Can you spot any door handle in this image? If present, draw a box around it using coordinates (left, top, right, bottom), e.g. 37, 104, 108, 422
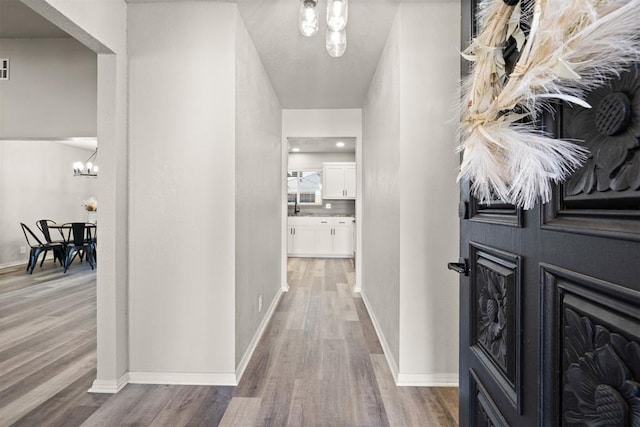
447, 258, 469, 276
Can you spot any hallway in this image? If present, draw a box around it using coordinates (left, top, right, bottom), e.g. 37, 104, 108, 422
2, 258, 458, 426
226, 257, 459, 426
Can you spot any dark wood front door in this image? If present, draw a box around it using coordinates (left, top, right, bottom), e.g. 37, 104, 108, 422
457, 1, 640, 425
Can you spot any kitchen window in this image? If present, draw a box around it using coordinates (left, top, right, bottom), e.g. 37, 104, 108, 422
288, 170, 322, 204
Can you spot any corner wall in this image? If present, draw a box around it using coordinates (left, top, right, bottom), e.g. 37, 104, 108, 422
362, 2, 460, 385
128, 2, 236, 379
361, 13, 402, 370
234, 9, 283, 370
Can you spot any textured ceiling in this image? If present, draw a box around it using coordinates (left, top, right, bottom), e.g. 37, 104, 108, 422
235, 0, 399, 109
2, 0, 405, 109
0, 0, 70, 38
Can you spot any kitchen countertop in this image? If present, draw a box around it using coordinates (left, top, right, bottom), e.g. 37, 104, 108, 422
288, 214, 354, 217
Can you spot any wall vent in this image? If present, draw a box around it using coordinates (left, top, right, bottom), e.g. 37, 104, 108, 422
1, 59, 9, 80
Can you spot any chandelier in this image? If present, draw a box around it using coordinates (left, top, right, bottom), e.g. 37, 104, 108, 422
299, 0, 348, 58
73, 148, 99, 177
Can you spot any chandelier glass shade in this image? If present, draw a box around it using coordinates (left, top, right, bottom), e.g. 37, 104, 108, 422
326, 28, 347, 58
326, 0, 348, 32
299, 0, 319, 37
73, 148, 98, 177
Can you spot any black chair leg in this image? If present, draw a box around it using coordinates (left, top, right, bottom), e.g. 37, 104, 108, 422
55, 247, 64, 266
39, 249, 49, 267
86, 245, 95, 270
64, 248, 74, 273
28, 248, 42, 274
27, 248, 35, 272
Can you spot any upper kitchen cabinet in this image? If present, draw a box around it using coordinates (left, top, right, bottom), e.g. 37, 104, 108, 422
322, 162, 356, 199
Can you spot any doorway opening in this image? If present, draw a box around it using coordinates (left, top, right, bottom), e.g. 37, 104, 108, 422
282, 136, 360, 292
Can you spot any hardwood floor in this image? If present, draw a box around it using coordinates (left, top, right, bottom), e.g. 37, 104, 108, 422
1, 257, 458, 426
0, 260, 102, 426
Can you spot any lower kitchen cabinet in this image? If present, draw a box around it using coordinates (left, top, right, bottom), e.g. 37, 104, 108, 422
288, 216, 354, 258
332, 226, 353, 255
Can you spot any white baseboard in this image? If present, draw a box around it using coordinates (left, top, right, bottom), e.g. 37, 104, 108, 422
235, 288, 284, 383
0, 260, 26, 270
128, 371, 236, 386
360, 290, 400, 382
88, 372, 129, 393
396, 373, 459, 387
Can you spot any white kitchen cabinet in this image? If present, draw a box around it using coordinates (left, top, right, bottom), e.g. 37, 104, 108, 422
332, 224, 354, 256
287, 216, 354, 257
293, 226, 316, 255
313, 218, 333, 254
322, 162, 356, 199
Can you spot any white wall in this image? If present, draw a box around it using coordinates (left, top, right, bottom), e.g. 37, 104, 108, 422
361, 14, 402, 370
0, 141, 97, 266
362, 2, 460, 385
397, 2, 460, 383
234, 10, 282, 368
283, 109, 362, 138
128, 2, 236, 378
0, 38, 97, 138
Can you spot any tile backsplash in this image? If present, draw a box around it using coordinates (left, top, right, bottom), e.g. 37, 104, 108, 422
289, 200, 355, 216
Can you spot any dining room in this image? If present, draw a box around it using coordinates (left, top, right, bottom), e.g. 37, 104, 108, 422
0, 7, 99, 273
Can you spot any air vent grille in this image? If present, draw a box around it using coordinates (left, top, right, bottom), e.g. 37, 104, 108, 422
0, 59, 8, 80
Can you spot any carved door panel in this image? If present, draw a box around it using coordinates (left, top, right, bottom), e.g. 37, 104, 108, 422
458, 1, 640, 426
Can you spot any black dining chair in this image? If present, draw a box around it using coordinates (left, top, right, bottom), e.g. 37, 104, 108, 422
20, 223, 64, 273
36, 219, 65, 245
62, 222, 96, 273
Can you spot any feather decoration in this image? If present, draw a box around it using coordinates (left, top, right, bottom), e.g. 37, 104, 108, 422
459, 0, 640, 209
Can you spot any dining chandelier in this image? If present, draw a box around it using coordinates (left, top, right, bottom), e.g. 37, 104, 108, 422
73, 148, 98, 177
299, 0, 348, 58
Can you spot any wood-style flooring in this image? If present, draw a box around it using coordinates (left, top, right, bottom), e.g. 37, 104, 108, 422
1, 257, 458, 426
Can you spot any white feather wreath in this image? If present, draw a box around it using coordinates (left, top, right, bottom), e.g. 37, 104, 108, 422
459, 0, 640, 209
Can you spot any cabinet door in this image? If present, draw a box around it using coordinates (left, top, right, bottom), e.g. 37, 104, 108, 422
293, 226, 316, 255
315, 226, 333, 255
333, 225, 354, 256
344, 165, 356, 198
323, 165, 345, 199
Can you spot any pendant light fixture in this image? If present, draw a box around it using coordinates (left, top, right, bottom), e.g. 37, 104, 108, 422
73, 148, 99, 177
299, 0, 348, 58
299, 0, 319, 37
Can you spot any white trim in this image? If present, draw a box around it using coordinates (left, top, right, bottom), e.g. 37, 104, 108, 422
128, 371, 236, 386
0, 260, 26, 270
235, 288, 284, 382
88, 372, 129, 393
396, 373, 459, 387
359, 291, 399, 382
282, 282, 290, 292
